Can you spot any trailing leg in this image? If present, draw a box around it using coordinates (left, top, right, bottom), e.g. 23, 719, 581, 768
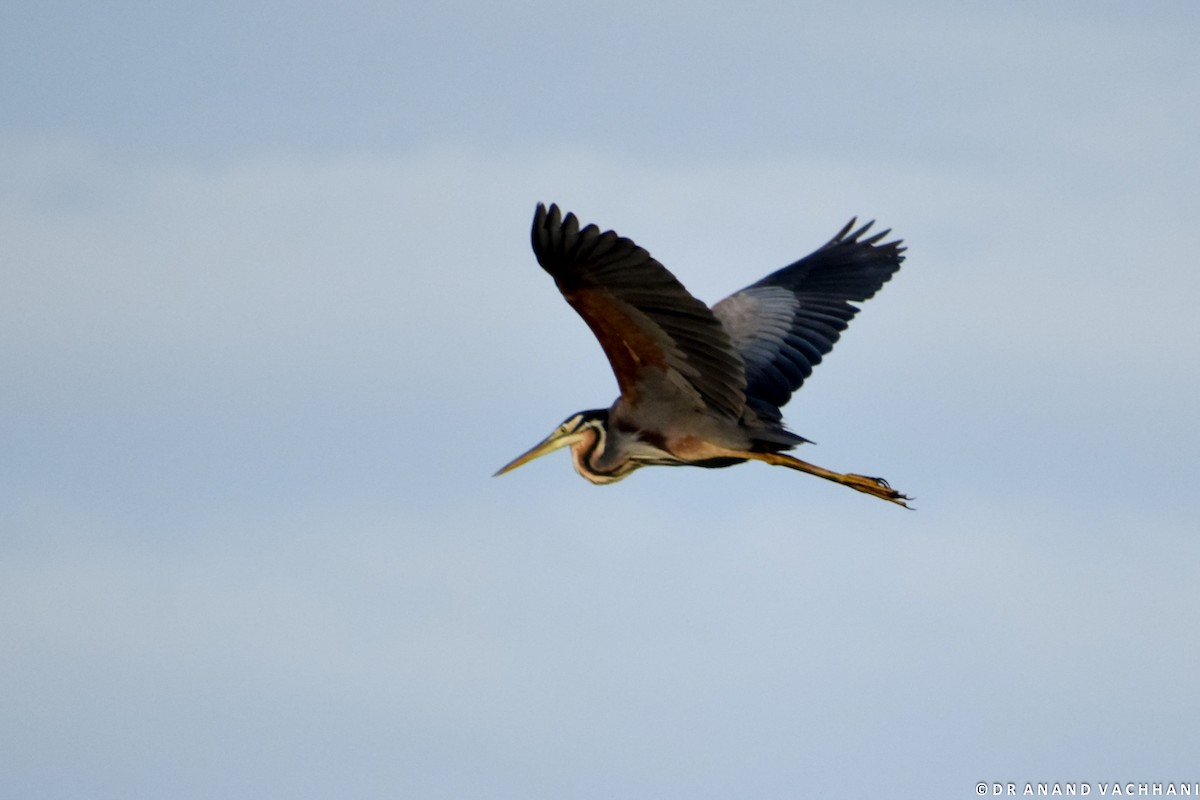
747, 451, 912, 508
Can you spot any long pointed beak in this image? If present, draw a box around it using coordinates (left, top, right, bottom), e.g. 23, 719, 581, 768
493, 430, 574, 477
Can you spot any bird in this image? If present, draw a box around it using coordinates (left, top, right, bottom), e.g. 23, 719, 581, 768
494, 203, 911, 507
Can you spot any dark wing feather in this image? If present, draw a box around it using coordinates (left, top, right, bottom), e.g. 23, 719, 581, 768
711, 218, 903, 420
531, 203, 746, 419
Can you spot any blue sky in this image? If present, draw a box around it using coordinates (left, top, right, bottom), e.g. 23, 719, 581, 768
3, 2, 1199, 798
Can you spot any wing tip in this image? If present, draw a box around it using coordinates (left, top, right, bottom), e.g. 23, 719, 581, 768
533, 202, 634, 272
533, 202, 573, 268
826, 216, 906, 261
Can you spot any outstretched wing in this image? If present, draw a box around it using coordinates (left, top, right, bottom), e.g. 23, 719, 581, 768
531, 203, 746, 419
711, 218, 903, 420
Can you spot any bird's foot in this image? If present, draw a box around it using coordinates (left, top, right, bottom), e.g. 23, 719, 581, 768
844, 473, 913, 508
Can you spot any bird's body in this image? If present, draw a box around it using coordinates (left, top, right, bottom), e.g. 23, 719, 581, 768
496, 203, 911, 506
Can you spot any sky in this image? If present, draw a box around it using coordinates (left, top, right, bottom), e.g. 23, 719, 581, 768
3, 2, 1199, 798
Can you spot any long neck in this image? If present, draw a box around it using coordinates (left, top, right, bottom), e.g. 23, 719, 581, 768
568, 414, 634, 485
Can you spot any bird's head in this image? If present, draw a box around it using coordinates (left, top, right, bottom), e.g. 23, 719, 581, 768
494, 409, 609, 477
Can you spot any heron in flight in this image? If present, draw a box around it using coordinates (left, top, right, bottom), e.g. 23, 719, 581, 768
495, 203, 911, 507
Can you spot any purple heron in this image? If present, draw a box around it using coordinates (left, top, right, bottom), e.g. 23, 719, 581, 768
496, 203, 910, 507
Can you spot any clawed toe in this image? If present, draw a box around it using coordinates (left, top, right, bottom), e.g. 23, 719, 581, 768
846, 473, 913, 508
